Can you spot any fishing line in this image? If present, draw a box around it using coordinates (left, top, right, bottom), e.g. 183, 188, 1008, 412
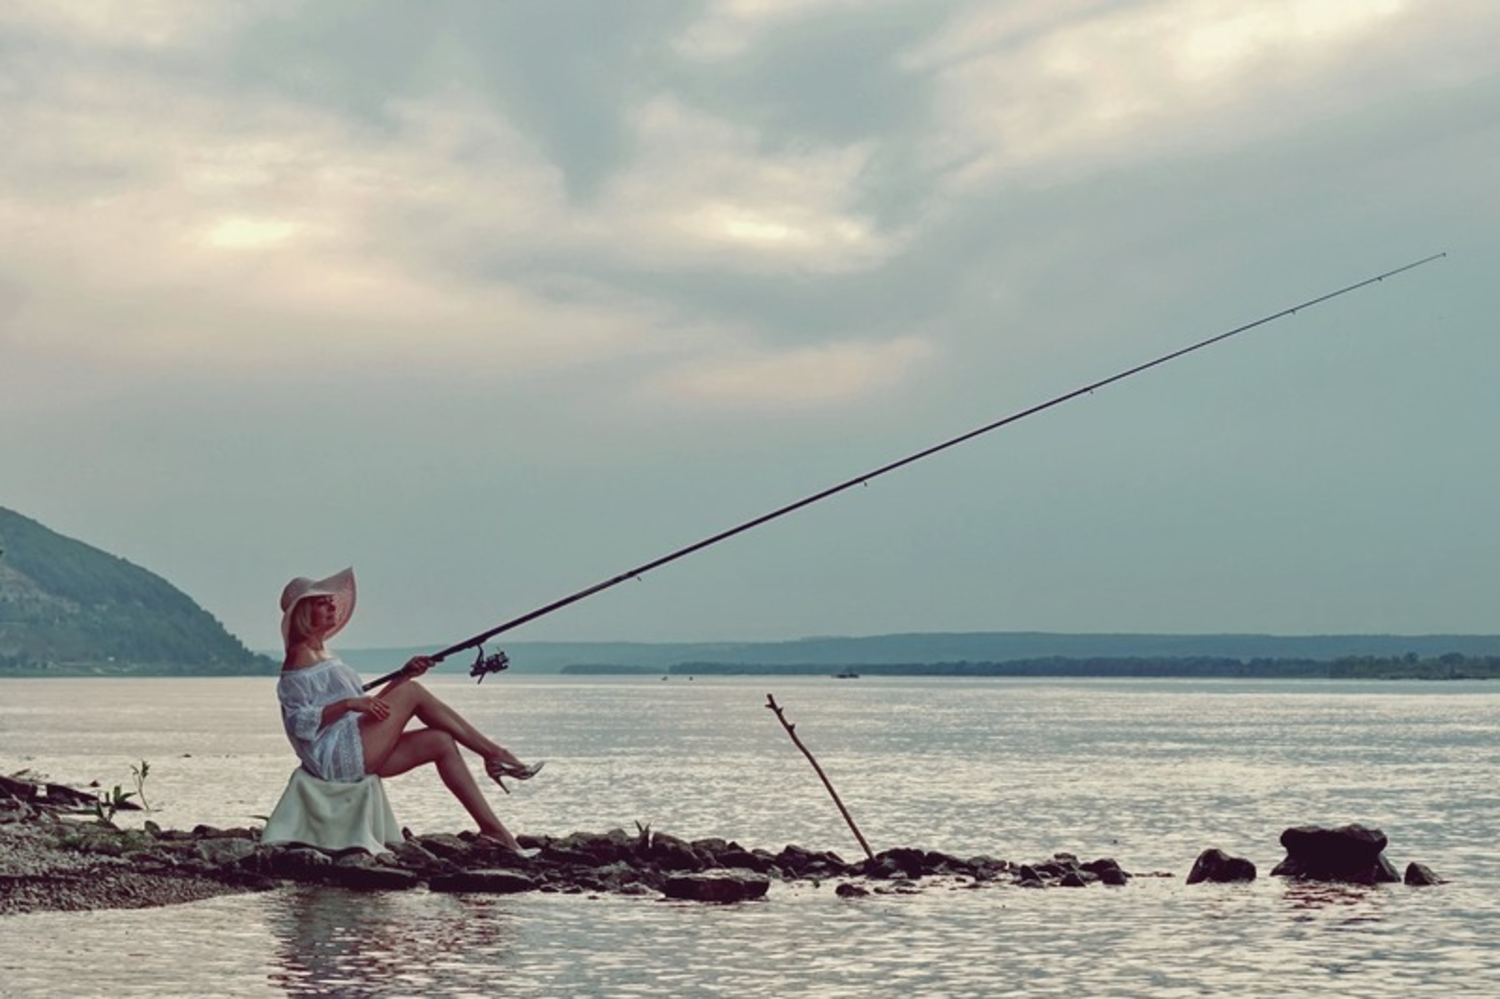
364, 252, 1446, 690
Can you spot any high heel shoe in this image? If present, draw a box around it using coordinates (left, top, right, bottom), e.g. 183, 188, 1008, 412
485, 758, 545, 794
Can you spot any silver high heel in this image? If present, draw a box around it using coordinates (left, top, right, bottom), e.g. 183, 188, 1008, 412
485, 758, 545, 794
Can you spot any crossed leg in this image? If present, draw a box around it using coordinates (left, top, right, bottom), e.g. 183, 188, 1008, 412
359, 680, 528, 850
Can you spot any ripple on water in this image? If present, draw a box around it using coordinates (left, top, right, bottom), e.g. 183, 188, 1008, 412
4, 677, 1500, 996
2, 876, 1499, 998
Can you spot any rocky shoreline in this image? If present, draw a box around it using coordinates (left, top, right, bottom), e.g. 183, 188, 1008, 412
1, 773, 1442, 916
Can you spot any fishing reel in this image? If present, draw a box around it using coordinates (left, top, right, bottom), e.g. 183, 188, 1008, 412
469, 645, 511, 684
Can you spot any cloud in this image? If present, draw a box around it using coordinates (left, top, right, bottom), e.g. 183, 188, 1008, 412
642, 334, 935, 409
0, 0, 262, 51
2, 0, 1489, 419
674, 0, 906, 61
904, 0, 1490, 190
0, 4, 930, 413
0, 72, 661, 377
598, 96, 902, 276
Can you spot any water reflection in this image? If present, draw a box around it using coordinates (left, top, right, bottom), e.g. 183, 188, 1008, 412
265, 887, 519, 997
6, 678, 1500, 997
1279, 880, 1390, 925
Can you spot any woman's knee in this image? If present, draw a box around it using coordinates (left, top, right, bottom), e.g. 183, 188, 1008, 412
428, 729, 460, 760
382, 679, 430, 709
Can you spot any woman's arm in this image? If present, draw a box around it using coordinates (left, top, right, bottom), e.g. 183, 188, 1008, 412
323, 696, 389, 726
375, 656, 434, 698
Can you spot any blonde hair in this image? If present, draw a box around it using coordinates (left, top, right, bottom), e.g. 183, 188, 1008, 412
285, 599, 323, 649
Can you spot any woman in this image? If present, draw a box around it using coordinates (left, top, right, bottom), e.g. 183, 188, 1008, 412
276, 567, 542, 851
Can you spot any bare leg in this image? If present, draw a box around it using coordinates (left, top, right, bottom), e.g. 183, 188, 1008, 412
359, 680, 526, 776
375, 729, 520, 850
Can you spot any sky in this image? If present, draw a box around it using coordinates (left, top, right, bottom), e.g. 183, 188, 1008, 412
2, 0, 1496, 652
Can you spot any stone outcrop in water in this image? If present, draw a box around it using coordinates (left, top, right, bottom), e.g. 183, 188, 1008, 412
2, 774, 1140, 912
1271, 824, 1401, 885
1183, 825, 1442, 888
7, 776, 1448, 914
1403, 862, 1443, 886
1186, 848, 1257, 884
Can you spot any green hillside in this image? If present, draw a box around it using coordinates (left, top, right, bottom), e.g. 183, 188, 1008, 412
0, 506, 273, 675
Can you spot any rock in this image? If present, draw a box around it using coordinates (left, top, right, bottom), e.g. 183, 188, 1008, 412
0, 775, 39, 801
1272, 824, 1399, 884
663, 872, 770, 903
265, 845, 334, 880
864, 850, 907, 877
836, 882, 870, 898
389, 840, 452, 875
692, 838, 774, 873
0, 799, 36, 823
202, 826, 258, 841
460, 835, 533, 869
1033, 855, 1079, 879
534, 829, 634, 867
429, 869, 539, 894
1082, 858, 1130, 886
648, 833, 707, 872
536, 843, 607, 867
326, 858, 422, 891
775, 844, 849, 879
46, 783, 104, 811
1404, 862, 1443, 886
1187, 848, 1257, 884
196, 837, 257, 868
579, 861, 659, 893
413, 832, 472, 861
936, 850, 985, 875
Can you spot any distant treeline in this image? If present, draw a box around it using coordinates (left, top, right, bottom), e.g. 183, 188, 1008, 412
561, 654, 1500, 680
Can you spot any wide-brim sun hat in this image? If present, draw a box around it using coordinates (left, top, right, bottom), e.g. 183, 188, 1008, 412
280, 567, 356, 646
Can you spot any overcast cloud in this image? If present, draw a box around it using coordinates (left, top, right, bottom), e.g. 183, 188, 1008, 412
2, 0, 1495, 652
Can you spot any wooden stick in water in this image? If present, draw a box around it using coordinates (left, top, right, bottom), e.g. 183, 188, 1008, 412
765, 693, 875, 862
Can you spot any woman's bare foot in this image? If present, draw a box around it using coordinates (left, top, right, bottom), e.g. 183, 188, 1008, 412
478, 827, 522, 852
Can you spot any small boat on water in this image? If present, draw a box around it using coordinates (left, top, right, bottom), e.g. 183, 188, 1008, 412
832, 669, 859, 679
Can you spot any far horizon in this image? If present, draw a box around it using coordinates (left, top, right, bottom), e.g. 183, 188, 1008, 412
319, 631, 1500, 676
320, 626, 1500, 655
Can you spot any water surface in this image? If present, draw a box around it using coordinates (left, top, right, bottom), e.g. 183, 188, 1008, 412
2, 676, 1496, 996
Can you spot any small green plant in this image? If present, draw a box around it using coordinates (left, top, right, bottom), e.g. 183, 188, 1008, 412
92, 759, 152, 824
93, 784, 135, 825
130, 759, 151, 812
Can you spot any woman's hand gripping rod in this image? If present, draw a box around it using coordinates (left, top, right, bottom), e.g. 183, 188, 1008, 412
363, 646, 509, 691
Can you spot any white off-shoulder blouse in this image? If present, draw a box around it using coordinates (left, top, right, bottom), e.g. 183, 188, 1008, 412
276, 657, 366, 782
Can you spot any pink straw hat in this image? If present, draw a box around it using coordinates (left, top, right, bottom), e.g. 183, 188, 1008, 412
279, 567, 356, 646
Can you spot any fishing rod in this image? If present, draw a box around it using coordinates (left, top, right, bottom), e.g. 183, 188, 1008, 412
363, 252, 1446, 691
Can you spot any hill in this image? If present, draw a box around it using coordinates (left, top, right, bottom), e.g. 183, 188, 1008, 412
0, 506, 273, 675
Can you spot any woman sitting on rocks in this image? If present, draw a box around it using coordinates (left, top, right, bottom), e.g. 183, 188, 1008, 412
276, 567, 541, 851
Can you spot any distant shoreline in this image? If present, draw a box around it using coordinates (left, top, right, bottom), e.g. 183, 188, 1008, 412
7, 643, 1499, 682
559, 655, 1500, 681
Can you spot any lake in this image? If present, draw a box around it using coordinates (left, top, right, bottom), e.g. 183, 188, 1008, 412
2, 674, 1498, 996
